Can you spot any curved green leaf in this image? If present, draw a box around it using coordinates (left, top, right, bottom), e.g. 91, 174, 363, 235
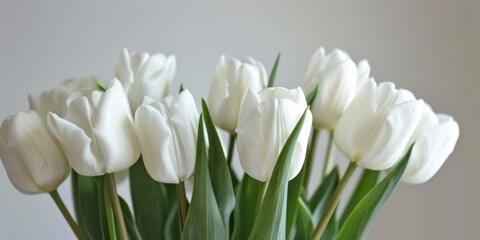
335, 146, 413, 240
72, 171, 105, 240
267, 52, 281, 87
130, 158, 175, 239
231, 174, 263, 240
309, 167, 339, 223
183, 114, 227, 240
118, 197, 143, 240
286, 160, 306, 237
306, 85, 318, 106
164, 204, 181, 240
339, 169, 380, 227
295, 197, 314, 239
248, 109, 309, 240
201, 99, 235, 230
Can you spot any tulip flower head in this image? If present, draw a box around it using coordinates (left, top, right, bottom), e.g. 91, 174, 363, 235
29, 77, 98, 121
0, 111, 69, 194
334, 79, 425, 170
47, 79, 140, 176
401, 105, 459, 184
116, 48, 177, 112
208, 55, 268, 134
135, 90, 199, 184
236, 87, 312, 182
301, 48, 358, 130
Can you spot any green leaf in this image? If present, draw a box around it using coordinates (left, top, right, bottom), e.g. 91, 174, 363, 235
306, 85, 319, 106
130, 158, 175, 240
248, 109, 309, 240
118, 196, 143, 240
267, 52, 281, 87
231, 174, 263, 240
335, 146, 413, 240
201, 99, 235, 229
339, 169, 380, 227
96, 177, 110, 240
183, 114, 227, 240
295, 197, 314, 239
309, 167, 340, 224
179, 84, 185, 93
71, 171, 105, 240
164, 204, 181, 240
286, 161, 306, 237
96, 82, 107, 92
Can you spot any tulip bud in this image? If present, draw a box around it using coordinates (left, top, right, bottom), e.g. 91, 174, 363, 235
401, 105, 459, 184
334, 79, 425, 170
116, 48, 176, 112
47, 79, 140, 176
0, 111, 69, 194
208, 55, 268, 134
28, 77, 98, 121
236, 87, 312, 182
135, 90, 199, 184
301, 48, 358, 130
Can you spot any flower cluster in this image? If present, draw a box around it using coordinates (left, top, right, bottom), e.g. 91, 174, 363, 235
0, 47, 459, 240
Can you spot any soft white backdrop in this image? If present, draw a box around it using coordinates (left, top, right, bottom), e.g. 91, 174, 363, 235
0, 1, 478, 239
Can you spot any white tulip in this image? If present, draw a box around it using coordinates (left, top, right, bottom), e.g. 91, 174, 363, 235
401, 105, 459, 184
208, 55, 268, 134
301, 48, 358, 130
236, 87, 312, 182
135, 90, 199, 184
0, 111, 68, 194
47, 79, 140, 176
28, 77, 98, 121
116, 48, 176, 112
334, 79, 425, 170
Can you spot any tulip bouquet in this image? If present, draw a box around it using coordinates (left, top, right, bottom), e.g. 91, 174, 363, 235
0, 47, 459, 240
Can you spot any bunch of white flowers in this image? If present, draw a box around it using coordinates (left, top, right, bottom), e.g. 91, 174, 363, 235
0, 47, 458, 240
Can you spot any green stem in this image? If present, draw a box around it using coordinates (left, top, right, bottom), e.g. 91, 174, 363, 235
106, 173, 129, 240
227, 134, 236, 166
226, 134, 238, 184
311, 162, 357, 240
303, 128, 320, 189
50, 190, 85, 240
177, 181, 188, 229
254, 181, 268, 216
322, 130, 335, 179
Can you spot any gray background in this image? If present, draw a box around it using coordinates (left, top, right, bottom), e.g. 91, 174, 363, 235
0, 0, 478, 239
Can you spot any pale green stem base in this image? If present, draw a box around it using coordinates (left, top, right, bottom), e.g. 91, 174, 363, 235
106, 173, 129, 240
50, 190, 85, 240
311, 162, 357, 240
322, 130, 336, 179
177, 181, 188, 229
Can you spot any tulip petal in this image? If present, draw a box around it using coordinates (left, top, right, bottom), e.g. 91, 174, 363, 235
334, 79, 377, 160
237, 97, 307, 181
94, 80, 140, 174
135, 105, 179, 183
8, 112, 68, 191
48, 112, 103, 176
402, 114, 459, 184
0, 116, 44, 194
359, 100, 424, 170
311, 61, 357, 129
0, 141, 42, 193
